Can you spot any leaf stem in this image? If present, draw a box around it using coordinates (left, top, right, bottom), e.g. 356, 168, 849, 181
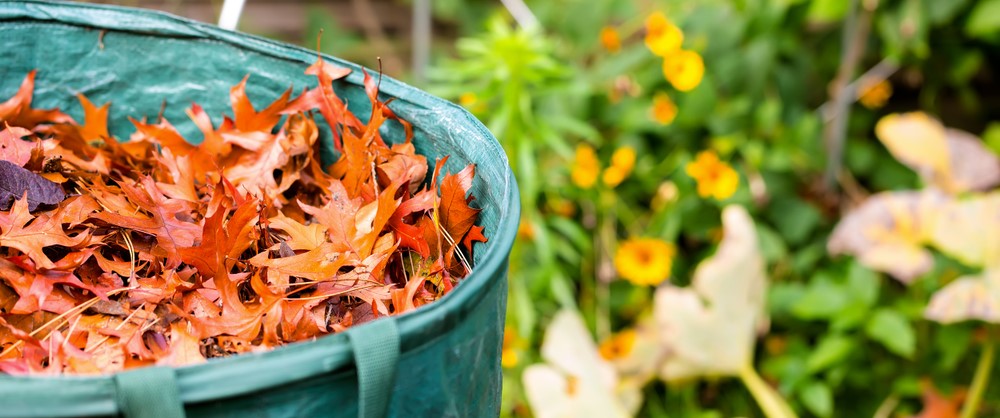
960, 340, 995, 418
738, 364, 799, 418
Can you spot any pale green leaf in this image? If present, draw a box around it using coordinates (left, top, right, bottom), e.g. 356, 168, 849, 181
865, 309, 916, 358
966, 0, 1000, 38
790, 275, 849, 320
807, 334, 855, 373
798, 381, 833, 417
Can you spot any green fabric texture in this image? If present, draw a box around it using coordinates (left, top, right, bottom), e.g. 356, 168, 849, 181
346, 319, 400, 418
0, 1, 519, 417
114, 367, 186, 418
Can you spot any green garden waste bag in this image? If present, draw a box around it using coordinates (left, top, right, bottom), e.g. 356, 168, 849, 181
0, 1, 519, 417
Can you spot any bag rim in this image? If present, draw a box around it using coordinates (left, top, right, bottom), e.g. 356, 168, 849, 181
0, 0, 519, 411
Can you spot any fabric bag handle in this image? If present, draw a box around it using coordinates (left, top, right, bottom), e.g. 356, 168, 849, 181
112, 318, 400, 418
114, 366, 186, 418
345, 317, 401, 418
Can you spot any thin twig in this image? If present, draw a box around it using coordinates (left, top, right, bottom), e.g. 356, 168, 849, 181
822, 0, 875, 189
819, 58, 900, 122
499, 0, 539, 30
836, 169, 869, 206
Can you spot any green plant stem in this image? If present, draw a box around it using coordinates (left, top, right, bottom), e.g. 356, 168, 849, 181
960, 341, 995, 418
738, 364, 799, 418
594, 201, 616, 339
872, 394, 899, 418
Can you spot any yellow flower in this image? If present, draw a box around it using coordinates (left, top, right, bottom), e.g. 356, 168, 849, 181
571, 144, 600, 189
611, 146, 636, 173
517, 220, 535, 241
602, 146, 636, 187
662, 50, 704, 92
685, 150, 739, 200
603, 167, 627, 187
858, 79, 892, 109
651, 92, 677, 125
459, 92, 478, 107
458, 92, 485, 113
599, 329, 638, 360
600, 26, 621, 53
502, 326, 519, 368
614, 238, 675, 286
644, 12, 683, 57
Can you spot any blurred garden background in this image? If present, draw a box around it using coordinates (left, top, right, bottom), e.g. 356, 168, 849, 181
81, 0, 1000, 416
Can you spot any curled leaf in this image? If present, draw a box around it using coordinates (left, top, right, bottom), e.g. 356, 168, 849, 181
944, 128, 1000, 192
653, 205, 768, 381
828, 190, 946, 283
876, 112, 1000, 193
925, 271, 1000, 324
929, 192, 1000, 270
523, 310, 638, 418
0, 160, 65, 211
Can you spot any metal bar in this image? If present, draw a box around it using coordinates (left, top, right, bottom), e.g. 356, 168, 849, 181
412, 0, 431, 85
218, 0, 246, 30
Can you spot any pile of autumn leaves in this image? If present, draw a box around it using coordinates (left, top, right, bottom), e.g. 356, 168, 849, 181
0, 59, 485, 374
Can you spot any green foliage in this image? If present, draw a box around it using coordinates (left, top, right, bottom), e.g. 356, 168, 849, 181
418, 0, 1000, 416
865, 309, 917, 359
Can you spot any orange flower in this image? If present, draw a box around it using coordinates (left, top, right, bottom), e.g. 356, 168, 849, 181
459, 92, 478, 107
651, 92, 677, 125
599, 329, 638, 360
517, 220, 535, 241
614, 238, 675, 286
685, 151, 739, 200
644, 12, 683, 57
571, 144, 600, 189
662, 49, 704, 92
458, 92, 485, 113
600, 26, 622, 53
858, 79, 892, 109
602, 146, 636, 187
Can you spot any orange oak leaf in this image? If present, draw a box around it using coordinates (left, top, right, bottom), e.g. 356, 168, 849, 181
284, 57, 357, 151
75, 94, 109, 142
437, 164, 482, 271
910, 379, 965, 418
267, 211, 327, 251
0, 197, 88, 269
156, 324, 206, 367
0, 71, 74, 128
178, 192, 258, 280
299, 181, 363, 253
0, 124, 37, 166
91, 176, 200, 264
0, 69, 486, 375
229, 75, 292, 133
389, 188, 435, 257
